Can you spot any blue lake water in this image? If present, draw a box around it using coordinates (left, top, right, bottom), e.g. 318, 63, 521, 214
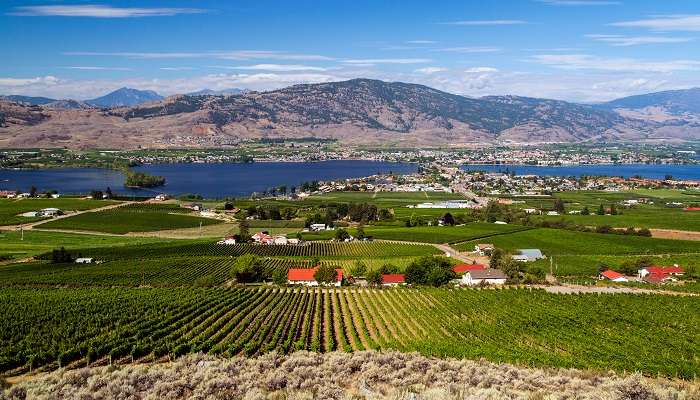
0, 160, 417, 198
461, 164, 700, 180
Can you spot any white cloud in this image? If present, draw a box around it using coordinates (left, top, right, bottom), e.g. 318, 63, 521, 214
9, 5, 208, 18
65, 66, 132, 71
64, 51, 335, 61
531, 54, 700, 72
342, 58, 431, 65
406, 40, 437, 44
414, 67, 448, 74
586, 34, 692, 46
160, 67, 195, 71
0, 76, 59, 86
464, 67, 499, 73
537, 0, 620, 5
611, 15, 700, 32
441, 20, 527, 25
435, 47, 501, 53
215, 64, 328, 72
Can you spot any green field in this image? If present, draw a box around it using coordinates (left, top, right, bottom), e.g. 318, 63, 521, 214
364, 223, 532, 244
0, 198, 119, 226
529, 253, 700, 277
1, 287, 697, 377
40, 203, 221, 234
0, 230, 171, 260
454, 227, 700, 256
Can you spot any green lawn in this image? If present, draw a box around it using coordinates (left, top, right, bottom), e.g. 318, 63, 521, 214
0, 198, 119, 226
40, 204, 221, 234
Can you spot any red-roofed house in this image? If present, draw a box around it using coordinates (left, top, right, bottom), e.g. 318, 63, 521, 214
287, 267, 343, 287
599, 269, 628, 282
638, 265, 684, 284
452, 264, 487, 274
252, 231, 273, 244
381, 274, 405, 286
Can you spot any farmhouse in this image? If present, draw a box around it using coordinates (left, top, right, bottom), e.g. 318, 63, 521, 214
38, 208, 62, 217
251, 231, 273, 243
381, 274, 406, 286
310, 223, 329, 232
452, 263, 487, 274
638, 265, 684, 283
75, 258, 94, 264
512, 249, 544, 262
473, 244, 494, 255
287, 268, 343, 287
599, 269, 629, 282
461, 269, 507, 286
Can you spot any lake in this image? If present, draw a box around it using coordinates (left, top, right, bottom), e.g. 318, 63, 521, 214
461, 163, 700, 180
0, 160, 417, 198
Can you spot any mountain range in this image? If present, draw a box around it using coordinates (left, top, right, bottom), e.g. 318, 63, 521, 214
1, 79, 699, 149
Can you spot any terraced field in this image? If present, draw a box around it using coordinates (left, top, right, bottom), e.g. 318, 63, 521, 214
1, 287, 697, 378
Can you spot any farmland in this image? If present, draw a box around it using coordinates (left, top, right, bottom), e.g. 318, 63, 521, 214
0, 287, 697, 378
0, 198, 119, 226
40, 203, 221, 234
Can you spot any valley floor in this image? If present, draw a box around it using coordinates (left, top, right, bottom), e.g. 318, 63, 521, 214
2, 351, 697, 400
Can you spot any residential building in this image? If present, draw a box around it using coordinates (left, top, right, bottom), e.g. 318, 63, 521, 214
381, 274, 406, 286
461, 269, 507, 286
599, 269, 629, 282
287, 268, 343, 287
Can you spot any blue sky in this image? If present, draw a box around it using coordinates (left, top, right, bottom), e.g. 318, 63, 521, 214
2, 0, 700, 102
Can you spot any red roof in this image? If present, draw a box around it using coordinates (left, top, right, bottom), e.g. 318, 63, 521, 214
287, 267, 342, 282
452, 264, 487, 274
645, 266, 684, 274
600, 269, 623, 280
684, 207, 700, 211
381, 274, 405, 284
644, 272, 668, 283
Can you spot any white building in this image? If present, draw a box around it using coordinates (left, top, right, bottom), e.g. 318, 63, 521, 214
75, 258, 94, 264
461, 269, 507, 286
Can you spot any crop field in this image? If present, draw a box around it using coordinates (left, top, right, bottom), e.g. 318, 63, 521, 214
308, 191, 465, 208
0, 198, 119, 226
59, 241, 440, 261
0, 256, 429, 287
40, 203, 221, 234
454, 227, 700, 256
0, 230, 170, 260
528, 253, 700, 277
364, 223, 532, 244
1, 287, 697, 377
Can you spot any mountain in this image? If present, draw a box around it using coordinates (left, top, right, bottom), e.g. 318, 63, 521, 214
1, 79, 698, 149
186, 88, 247, 96
0, 95, 56, 105
87, 87, 164, 108
600, 88, 700, 123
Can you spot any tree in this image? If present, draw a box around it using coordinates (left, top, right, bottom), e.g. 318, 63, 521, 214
489, 248, 505, 269
442, 212, 455, 226
378, 208, 394, 221
105, 187, 113, 199
580, 206, 590, 215
90, 190, 103, 200
597, 204, 606, 215
230, 254, 264, 283
238, 221, 250, 242
404, 256, 455, 287
356, 224, 366, 240
29, 186, 37, 197
553, 199, 565, 213
366, 269, 383, 285
349, 260, 367, 277
314, 264, 338, 284
224, 202, 235, 211
272, 268, 288, 285
51, 247, 73, 263
609, 204, 617, 215
334, 228, 351, 241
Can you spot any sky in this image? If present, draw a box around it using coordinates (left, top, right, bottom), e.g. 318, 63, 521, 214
1, 0, 700, 102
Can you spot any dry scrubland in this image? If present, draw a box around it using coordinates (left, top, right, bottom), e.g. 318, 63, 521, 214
2, 351, 698, 400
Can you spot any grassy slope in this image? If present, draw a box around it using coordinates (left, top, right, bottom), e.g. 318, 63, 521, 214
0, 198, 119, 225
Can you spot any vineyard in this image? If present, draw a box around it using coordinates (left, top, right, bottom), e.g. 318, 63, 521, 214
0, 287, 697, 378
50, 241, 440, 261
40, 203, 221, 234
0, 198, 120, 226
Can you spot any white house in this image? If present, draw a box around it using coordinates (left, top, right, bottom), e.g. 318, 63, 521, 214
546, 211, 559, 216
272, 235, 288, 245
310, 223, 329, 232
38, 208, 62, 217
473, 243, 494, 255
461, 269, 507, 286
217, 236, 237, 245
75, 258, 94, 264
154, 194, 168, 201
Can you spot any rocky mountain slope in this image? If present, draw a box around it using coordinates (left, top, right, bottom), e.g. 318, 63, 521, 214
1, 79, 698, 149
86, 87, 163, 108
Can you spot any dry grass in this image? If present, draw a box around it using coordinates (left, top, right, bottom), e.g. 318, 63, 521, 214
2, 351, 698, 400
